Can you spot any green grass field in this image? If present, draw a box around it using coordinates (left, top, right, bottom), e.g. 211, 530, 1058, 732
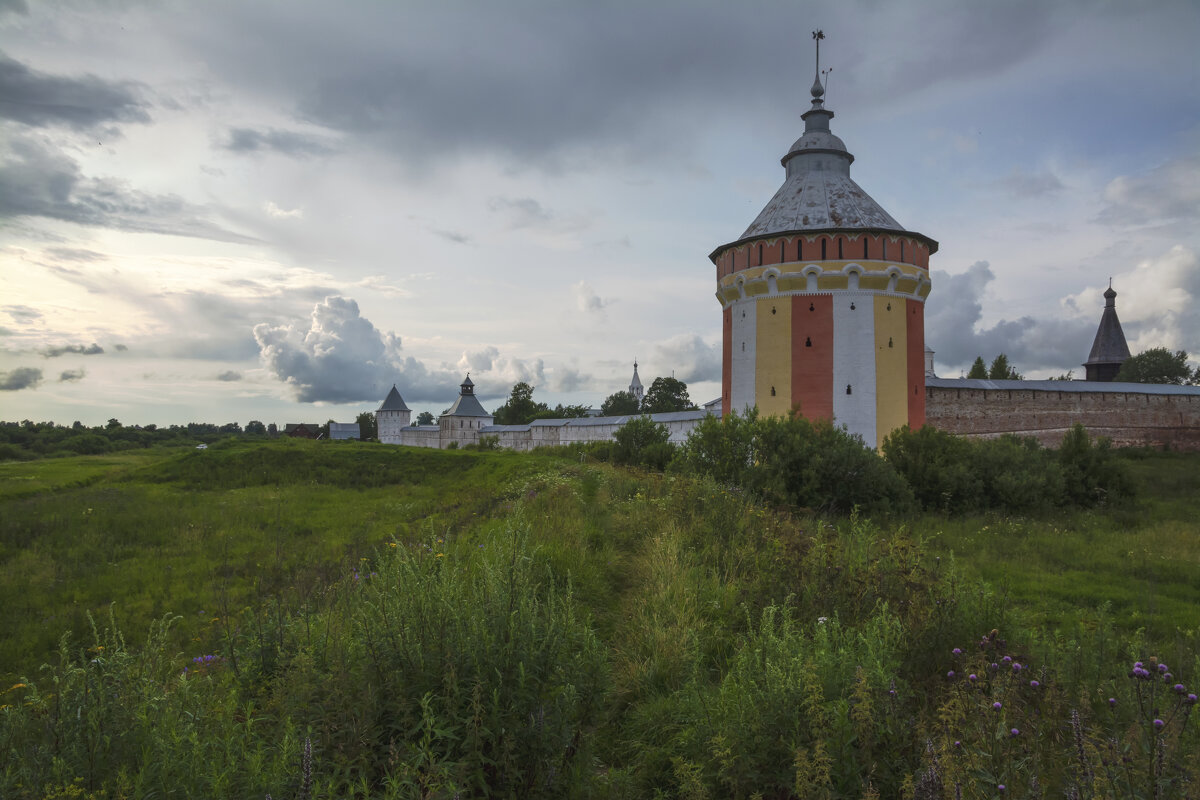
1, 440, 1197, 798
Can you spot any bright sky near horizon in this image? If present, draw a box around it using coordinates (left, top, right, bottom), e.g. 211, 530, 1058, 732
2, 0, 1198, 427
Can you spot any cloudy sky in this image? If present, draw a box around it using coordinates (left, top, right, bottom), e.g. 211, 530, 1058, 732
2, 0, 1198, 426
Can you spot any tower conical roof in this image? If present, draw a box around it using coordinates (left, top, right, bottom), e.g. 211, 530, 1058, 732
1084, 285, 1131, 367
378, 384, 410, 412
630, 361, 643, 390
443, 375, 491, 417
711, 68, 936, 256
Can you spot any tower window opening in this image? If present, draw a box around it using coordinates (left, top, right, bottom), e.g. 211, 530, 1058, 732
758, 243, 763, 264
888, 337, 893, 348
850, 302, 856, 310
821, 239, 827, 259
846, 384, 852, 395
805, 337, 812, 347
797, 240, 803, 261
809, 302, 815, 311
770, 386, 776, 396
741, 342, 745, 351
864, 239, 869, 258
882, 240, 888, 259
900, 240, 905, 261
771, 306, 777, 315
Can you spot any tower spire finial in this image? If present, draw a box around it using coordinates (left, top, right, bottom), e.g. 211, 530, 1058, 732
810, 30, 826, 101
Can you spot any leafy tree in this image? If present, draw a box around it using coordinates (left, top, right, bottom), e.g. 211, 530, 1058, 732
1115, 348, 1197, 385
245, 420, 267, 435
106, 418, 122, 430
600, 391, 640, 417
355, 411, 377, 441
493, 382, 550, 425
966, 357, 988, 379
552, 403, 591, 418
988, 354, 1022, 380
1049, 370, 1075, 381
641, 376, 696, 413
415, 411, 435, 426
267, 422, 278, 436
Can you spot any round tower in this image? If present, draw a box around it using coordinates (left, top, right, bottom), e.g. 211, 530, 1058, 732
709, 37, 937, 447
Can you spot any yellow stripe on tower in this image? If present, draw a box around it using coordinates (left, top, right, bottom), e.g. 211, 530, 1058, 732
874, 295, 908, 445
755, 297, 792, 417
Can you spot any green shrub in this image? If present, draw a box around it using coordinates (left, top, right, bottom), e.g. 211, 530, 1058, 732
679, 411, 912, 515
1058, 423, 1134, 505
883, 424, 1135, 513
613, 416, 672, 469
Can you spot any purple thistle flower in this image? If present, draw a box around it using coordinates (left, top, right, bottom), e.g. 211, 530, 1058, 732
1174, 684, 1186, 693
969, 674, 978, 682
1187, 694, 1197, 704
1153, 719, 1165, 730
993, 701, 1003, 711
952, 647, 963, 656
1030, 680, 1040, 688
1002, 655, 1013, 664
1109, 698, 1117, 707
947, 670, 956, 679
1012, 662, 1022, 673
989, 662, 1000, 672
1010, 728, 1020, 737
1134, 661, 1144, 669
954, 740, 962, 748
1158, 663, 1168, 674
1164, 673, 1173, 681
998, 785, 1006, 793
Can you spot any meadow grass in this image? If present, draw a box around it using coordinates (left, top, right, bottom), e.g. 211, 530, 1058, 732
910, 450, 1200, 650
1, 440, 1197, 798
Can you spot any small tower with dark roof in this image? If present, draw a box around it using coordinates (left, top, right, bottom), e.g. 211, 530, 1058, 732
1084, 283, 1131, 381
376, 384, 411, 443
439, 374, 494, 447
628, 360, 644, 402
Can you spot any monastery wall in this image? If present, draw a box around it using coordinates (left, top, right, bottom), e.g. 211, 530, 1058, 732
926, 384, 1200, 451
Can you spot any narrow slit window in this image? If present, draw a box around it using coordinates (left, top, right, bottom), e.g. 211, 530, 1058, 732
821, 239, 827, 259
846, 384, 852, 395
864, 239, 869, 259
770, 386, 776, 396
805, 337, 812, 347
850, 302, 856, 310
758, 243, 763, 264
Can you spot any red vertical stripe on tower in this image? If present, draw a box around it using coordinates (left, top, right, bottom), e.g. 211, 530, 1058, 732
906, 298, 926, 429
791, 294, 834, 421
722, 305, 733, 417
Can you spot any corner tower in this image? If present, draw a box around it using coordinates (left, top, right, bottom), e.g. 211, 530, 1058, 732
1083, 283, 1131, 381
709, 33, 937, 447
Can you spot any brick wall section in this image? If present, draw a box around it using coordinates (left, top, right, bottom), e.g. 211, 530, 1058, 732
926, 385, 1200, 451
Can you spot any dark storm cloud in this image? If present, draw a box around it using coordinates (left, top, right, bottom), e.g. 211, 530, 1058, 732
42, 342, 103, 357
0, 135, 258, 243
58, 368, 85, 382
0, 366, 42, 390
925, 261, 1093, 375
3, 304, 42, 321
221, 127, 336, 157
0, 51, 150, 129
161, 1, 1083, 172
